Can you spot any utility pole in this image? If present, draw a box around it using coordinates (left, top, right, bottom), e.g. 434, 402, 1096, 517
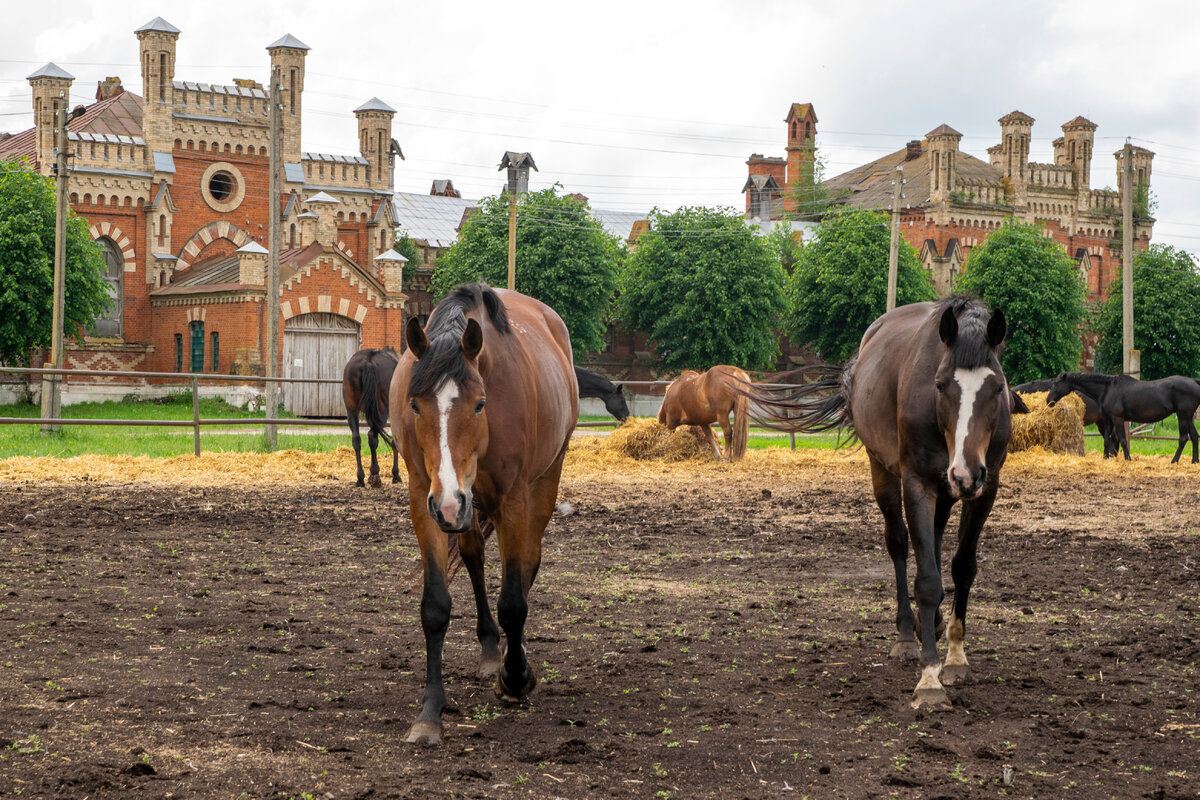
264, 68, 282, 449
886, 164, 904, 312
40, 92, 68, 434
498, 151, 536, 291
1121, 139, 1136, 377
507, 191, 517, 290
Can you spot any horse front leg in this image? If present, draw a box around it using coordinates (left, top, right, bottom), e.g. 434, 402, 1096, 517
902, 475, 949, 711
923, 493, 955, 644
406, 505, 453, 746
459, 522, 502, 679
941, 483, 997, 687
1170, 412, 1191, 464
870, 460, 917, 660
367, 428, 382, 487
699, 424, 722, 461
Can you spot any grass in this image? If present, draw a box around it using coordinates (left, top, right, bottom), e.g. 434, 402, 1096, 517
0, 396, 1192, 460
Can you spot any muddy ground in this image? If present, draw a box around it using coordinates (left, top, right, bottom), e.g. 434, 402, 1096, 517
1, 452, 1198, 799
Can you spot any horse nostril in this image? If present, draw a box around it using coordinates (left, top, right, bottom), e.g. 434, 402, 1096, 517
978, 466, 988, 485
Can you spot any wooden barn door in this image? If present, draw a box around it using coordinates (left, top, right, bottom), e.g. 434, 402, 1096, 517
283, 313, 361, 417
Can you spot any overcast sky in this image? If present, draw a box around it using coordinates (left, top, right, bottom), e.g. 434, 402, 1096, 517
3, 0, 1199, 256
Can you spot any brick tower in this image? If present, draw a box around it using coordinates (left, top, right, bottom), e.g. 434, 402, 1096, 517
26, 62, 74, 174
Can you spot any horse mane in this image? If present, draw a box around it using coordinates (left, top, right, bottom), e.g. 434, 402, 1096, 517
939, 296, 995, 370
409, 283, 511, 398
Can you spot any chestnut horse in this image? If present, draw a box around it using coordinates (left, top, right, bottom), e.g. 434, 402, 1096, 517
657, 365, 750, 461
756, 298, 1017, 710
342, 347, 400, 487
389, 284, 577, 745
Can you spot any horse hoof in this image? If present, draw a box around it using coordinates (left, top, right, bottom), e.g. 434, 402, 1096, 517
940, 663, 970, 686
355, 479, 366, 488
392, 475, 401, 484
910, 686, 953, 712
890, 640, 920, 660
495, 665, 537, 703
368, 475, 382, 488
478, 657, 501, 680
405, 720, 442, 746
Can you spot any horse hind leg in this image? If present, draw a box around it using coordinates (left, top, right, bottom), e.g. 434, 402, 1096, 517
348, 412, 366, 487
459, 521, 502, 680
367, 428, 382, 488
716, 415, 735, 462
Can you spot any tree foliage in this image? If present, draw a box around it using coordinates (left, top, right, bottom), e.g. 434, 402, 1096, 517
392, 229, 421, 265
617, 206, 786, 371
954, 218, 1087, 385
788, 208, 935, 364
431, 187, 621, 354
1094, 244, 1200, 379
0, 158, 110, 366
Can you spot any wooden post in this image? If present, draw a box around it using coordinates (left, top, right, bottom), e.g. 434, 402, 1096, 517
265, 68, 282, 450
1122, 139, 1134, 375
40, 93, 69, 434
886, 165, 903, 312
507, 191, 517, 291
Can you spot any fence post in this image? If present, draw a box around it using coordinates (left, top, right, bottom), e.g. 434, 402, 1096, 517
192, 377, 200, 457
790, 431, 796, 451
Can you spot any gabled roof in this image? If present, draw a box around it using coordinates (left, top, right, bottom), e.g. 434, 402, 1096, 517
926, 124, 962, 138
999, 110, 1034, 125
135, 17, 181, 34
354, 97, 395, 113
267, 33, 311, 50
1062, 115, 1097, 131
499, 151, 538, 171
26, 62, 74, 81
742, 174, 781, 192
0, 89, 143, 167
786, 102, 818, 124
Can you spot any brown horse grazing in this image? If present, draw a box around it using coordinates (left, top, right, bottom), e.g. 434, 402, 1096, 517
388, 284, 577, 745
657, 365, 750, 461
757, 297, 1016, 710
343, 347, 400, 487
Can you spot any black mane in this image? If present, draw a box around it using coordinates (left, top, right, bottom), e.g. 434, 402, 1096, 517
939, 296, 994, 370
409, 283, 510, 398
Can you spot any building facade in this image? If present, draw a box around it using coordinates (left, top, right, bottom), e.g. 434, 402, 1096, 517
0, 18, 408, 413
744, 103, 1154, 299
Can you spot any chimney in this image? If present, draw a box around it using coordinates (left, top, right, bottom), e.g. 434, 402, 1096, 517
236, 241, 268, 286
375, 248, 408, 294
96, 76, 124, 101
298, 211, 318, 247
906, 140, 922, 161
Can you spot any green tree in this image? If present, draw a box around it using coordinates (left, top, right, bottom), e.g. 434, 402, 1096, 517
784, 146, 846, 221
392, 228, 421, 265
788, 208, 935, 364
1094, 244, 1200, 379
617, 206, 786, 371
431, 187, 621, 354
0, 158, 110, 366
955, 218, 1087, 384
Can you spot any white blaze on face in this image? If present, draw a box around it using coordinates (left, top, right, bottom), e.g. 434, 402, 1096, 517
434, 379, 461, 517
949, 367, 995, 485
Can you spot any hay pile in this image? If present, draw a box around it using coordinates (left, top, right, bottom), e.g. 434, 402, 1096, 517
1010, 390, 1085, 455
592, 417, 713, 461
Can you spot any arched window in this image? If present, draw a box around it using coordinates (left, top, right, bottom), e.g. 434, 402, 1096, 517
90, 237, 124, 338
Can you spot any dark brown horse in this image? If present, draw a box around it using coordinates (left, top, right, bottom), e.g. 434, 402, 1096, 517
389, 284, 577, 745
342, 347, 400, 487
757, 297, 1016, 710
1013, 378, 1116, 457
1046, 372, 1200, 463
657, 365, 750, 461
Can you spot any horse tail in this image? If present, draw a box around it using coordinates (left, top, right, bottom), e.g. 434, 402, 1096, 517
731, 389, 749, 462
739, 363, 854, 439
360, 358, 389, 443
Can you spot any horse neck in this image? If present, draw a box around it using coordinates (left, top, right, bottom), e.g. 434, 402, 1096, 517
1062, 372, 1114, 398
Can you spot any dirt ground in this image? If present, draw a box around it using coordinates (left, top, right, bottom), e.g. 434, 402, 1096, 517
1, 446, 1198, 799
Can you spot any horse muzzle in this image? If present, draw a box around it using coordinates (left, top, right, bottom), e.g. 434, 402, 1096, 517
428, 490, 473, 532
948, 463, 988, 499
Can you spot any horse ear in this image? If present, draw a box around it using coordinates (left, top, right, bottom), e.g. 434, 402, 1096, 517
1009, 389, 1030, 415
461, 318, 483, 361
406, 317, 428, 359
615, 384, 624, 394
987, 308, 1007, 348
938, 307, 959, 346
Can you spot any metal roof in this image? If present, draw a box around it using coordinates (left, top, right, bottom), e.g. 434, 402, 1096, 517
135, 17, 181, 34
26, 62, 74, 81
267, 33, 311, 51
354, 97, 395, 114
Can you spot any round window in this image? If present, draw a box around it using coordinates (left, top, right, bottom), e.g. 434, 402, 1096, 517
209, 171, 234, 202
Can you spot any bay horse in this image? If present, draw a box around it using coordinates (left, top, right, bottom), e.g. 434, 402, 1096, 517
575, 365, 630, 422
756, 297, 1017, 710
1013, 378, 1117, 458
1046, 372, 1200, 463
388, 283, 577, 745
342, 347, 400, 487
657, 365, 750, 461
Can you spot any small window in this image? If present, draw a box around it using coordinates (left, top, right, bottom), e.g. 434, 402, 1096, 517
190, 321, 205, 373
211, 332, 219, 373
175, 333, 183, 372
208, 171, 234, 202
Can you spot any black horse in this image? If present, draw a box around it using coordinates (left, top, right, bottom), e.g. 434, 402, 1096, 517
342, 347, 400, 487
575, 366, 630, 422
1013, 378, 1117, 457
751, 297, 1018, 710
1047, 372, 1200, 463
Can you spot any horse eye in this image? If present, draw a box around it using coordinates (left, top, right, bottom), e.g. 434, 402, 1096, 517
410, 401, 420, 415
935, 381, 946, 394
475, 399, 486, 414
995, 385, 1004, 395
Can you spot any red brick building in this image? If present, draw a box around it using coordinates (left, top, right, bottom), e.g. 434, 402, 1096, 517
0, 18, 407, 413
744, 103, 1155, 301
